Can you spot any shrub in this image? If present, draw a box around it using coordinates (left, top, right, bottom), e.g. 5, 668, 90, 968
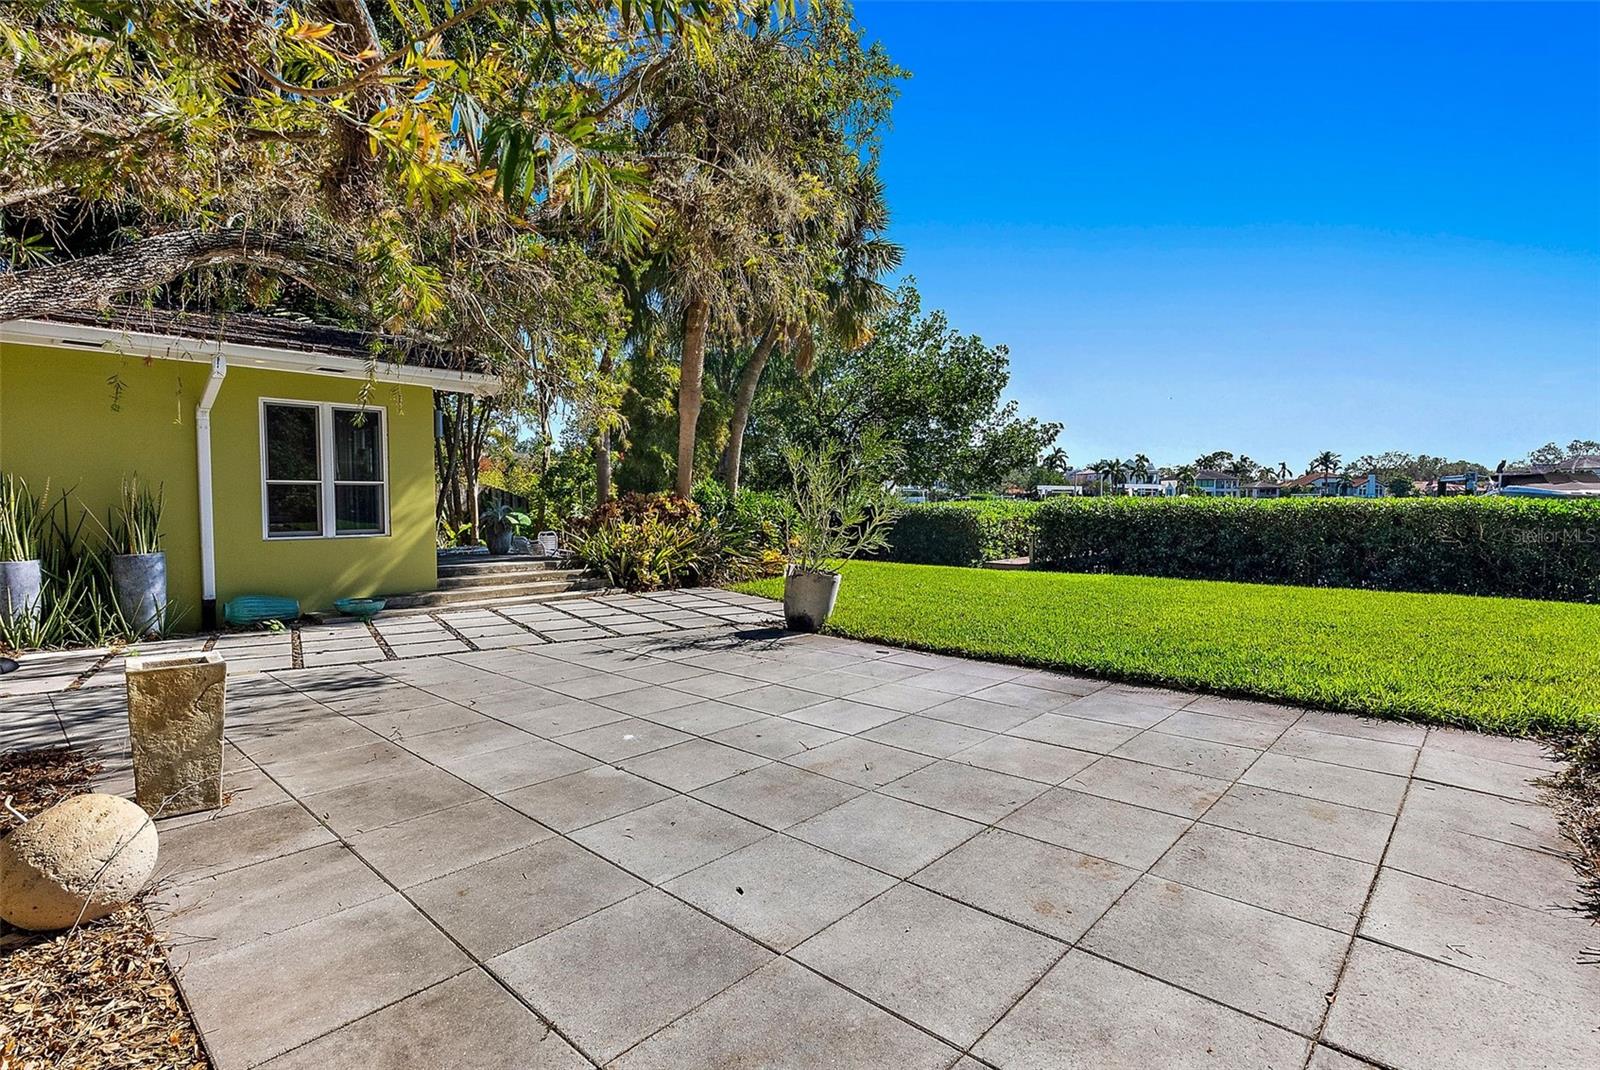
1030, 496, 1600, 602
565, 491, 783, 591
884, 500, 1040, 567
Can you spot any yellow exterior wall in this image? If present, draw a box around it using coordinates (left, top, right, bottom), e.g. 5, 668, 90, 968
0, 341, 437, 629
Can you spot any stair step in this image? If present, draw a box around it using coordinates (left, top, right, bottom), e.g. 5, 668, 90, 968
381, 584, 614, 615
438, 568, 589, 591
385, 576, 606, 609
438, 556, 573, 577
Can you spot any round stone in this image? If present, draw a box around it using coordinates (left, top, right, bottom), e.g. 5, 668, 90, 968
0, 793, 159, 931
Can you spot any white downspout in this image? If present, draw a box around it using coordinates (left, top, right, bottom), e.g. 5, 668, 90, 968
196, 354, 228, 628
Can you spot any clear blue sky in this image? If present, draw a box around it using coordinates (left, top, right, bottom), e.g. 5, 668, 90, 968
857, 0, 1600, 469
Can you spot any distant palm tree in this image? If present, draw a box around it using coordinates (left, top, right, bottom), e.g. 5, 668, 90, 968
1041, 447, 1069, 475
1277, 460, 1291, 480
1088, 458, 1115, 495
1174, 464, 1197, 492
1132, 453, 1153, 482
1310, 451, 1341, 496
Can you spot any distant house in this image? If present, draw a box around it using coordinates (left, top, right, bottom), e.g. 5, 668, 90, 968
1497, 456, 1600, 497
1, 308, 499, 628
1240, 480, 1282, 499
1190, 470, 1243, 497
1035, 469, 1102, 498
1281, 472, 1382, 497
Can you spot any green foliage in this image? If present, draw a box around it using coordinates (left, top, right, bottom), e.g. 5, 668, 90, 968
742, 281, 1060, 493
883, 500, 1040, 566
479, 503, 532, 540
107, 477, 164, 556
564, 491, 780, 590
1030, 497, 1600, 602
0, 491, 136, 652
566, 511, 707, 592
0, 473, 46, 561
780, 431, 902, 574
733, 561, 1600, 734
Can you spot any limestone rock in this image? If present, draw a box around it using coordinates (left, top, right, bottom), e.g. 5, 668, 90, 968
126, 651, 226, 816
0, 793, 159, 930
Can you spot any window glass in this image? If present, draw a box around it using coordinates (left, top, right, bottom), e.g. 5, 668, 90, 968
334, 485, 383, 534
333, 409, 383, 482
264, 405, 319, 481
266, 484, 320, 536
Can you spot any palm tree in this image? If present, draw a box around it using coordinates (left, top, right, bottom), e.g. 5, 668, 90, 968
1277, 460, 1291, 480
1088, 458, 1114, 495
1132, 453, 1152, 482
718, 166, 901, 494
1174, 464, 1197, 493
1310, 451, 1341, 496
1041, 447, 1070, 475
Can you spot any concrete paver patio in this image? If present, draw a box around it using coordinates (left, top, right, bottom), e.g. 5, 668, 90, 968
4, 587, 1596, 1068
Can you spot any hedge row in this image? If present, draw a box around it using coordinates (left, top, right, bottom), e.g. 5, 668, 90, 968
883, 501, 1040, 567
1030, 497, 1600, 602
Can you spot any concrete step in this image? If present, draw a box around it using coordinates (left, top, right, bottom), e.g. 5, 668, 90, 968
386, 575, 606, 609
381, 584, 615, 615
437, 555, 573, 577
438, 568, 589, 591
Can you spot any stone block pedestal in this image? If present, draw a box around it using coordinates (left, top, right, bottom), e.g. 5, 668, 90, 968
125, 651, 226, 817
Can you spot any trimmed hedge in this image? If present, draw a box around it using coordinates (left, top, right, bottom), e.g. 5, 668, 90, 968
1031, 497, 1600, 602
884, 501, 1040, 566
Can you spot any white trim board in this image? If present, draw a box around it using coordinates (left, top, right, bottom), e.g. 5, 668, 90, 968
2, 318, 500, 395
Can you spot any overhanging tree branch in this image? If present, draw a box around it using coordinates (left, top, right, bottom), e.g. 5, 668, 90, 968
0, 229, 357, 323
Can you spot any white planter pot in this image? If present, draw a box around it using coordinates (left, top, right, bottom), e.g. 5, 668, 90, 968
112, 552, 168, 638
0, 559, 42, 629
125, 651, 226, 817
783, 569, 841, 633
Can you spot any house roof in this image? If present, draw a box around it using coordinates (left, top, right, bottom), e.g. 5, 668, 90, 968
5, 307, 501, 394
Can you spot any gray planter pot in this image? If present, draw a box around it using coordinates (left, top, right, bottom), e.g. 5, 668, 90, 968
0, 559, 43, 629
783, 569, 841, 633
112, 552, 168, 638
485, 527, 514, 555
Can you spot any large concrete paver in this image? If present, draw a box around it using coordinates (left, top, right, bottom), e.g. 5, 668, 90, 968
973, 950, 1309, 1069
790, 883, 1063, 1047
488, 889, 772, 1064
610, 958, 960, 1070
258, 970, 588, 1070
5, 588, 1589, 1068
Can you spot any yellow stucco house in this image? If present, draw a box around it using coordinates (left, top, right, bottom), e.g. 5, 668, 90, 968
0, 308, 497, 629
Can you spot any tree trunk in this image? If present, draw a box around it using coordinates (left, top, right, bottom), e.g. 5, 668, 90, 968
595, 350, 615, 508
596, 428, 612, 507
0, 228, 351, 323
675, 296, 711, 498
717, 323, 778, 495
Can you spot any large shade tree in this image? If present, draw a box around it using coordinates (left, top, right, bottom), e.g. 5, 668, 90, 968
741, 281, 1062, 494
0, 0, 767, 393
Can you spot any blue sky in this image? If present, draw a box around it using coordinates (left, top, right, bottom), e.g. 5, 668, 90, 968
857, 1, 1600, 468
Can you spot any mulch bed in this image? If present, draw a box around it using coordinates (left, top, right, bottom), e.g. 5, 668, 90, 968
1547, 731, 1600, 924
1, 747, 209, 1070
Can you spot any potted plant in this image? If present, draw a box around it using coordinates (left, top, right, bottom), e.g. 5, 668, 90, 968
779, 431, 902, 632
479, 503, 530, 556
108, 477, 168, 638
0, 474, 45, 630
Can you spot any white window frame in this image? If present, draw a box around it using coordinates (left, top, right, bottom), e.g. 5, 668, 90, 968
259, 398, 390, 540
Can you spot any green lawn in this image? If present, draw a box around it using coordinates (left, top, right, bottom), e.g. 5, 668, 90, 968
733, 561, 1600, 735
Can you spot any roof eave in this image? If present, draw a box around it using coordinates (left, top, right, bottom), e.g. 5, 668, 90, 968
1, 317, 501, 396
